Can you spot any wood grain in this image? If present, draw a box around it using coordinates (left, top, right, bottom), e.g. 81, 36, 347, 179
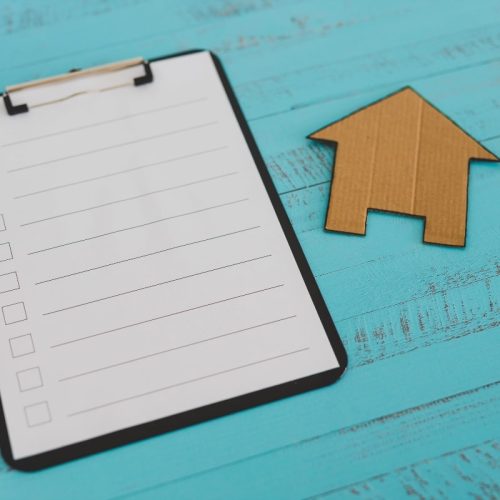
0, 0, 498, 498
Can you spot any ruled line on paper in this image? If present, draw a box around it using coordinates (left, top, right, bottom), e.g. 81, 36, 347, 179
58, 315, 298, 381
35, 226, 261, 285
42, 254, 273, 316
50, 284, 285, 348
20, 171, 238, 227
7, 121, 218, 173
26, 198, 249, 255
67, 347, 309, 416
2, 98, 208, 148
14, 146, 228, 200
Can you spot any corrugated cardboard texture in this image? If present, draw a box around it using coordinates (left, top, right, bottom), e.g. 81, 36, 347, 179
309, 87, 498, 246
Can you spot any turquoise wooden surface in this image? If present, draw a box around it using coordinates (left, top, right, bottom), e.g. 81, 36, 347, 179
1, 0, 499, 497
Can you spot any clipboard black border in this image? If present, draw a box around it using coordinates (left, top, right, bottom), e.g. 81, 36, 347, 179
0, 50, 347, 471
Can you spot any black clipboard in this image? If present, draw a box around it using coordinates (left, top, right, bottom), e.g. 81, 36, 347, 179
0, 50, 347, 471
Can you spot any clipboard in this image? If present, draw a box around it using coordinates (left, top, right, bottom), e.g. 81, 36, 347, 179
0, 50, 346, 470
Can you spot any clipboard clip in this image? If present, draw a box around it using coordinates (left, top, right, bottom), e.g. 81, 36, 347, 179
3, 57, 153, 116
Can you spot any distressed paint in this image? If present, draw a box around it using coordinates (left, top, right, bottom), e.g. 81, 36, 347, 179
0, 0, 499, 498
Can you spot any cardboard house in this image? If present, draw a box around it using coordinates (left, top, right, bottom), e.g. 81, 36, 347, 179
309, 87, 498, 246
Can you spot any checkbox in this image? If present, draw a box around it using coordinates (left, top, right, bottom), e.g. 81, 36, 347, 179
2, 302, 27, 325
0, 243, 13, 262
0, 272, 19, 294
17, 367, 43, 392
0, 215, 5, 232
25, 402, 51, 427
9, 334, 35, 358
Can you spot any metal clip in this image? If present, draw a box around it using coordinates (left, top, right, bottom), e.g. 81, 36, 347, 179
3, 57, 153, 116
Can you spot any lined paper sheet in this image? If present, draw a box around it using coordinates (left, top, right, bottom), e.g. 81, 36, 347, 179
0, 52, 339, 460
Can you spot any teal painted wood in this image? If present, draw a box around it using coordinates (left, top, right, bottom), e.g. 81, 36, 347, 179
0, 1, 499, 498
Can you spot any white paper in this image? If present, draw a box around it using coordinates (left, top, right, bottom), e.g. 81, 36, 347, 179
0, 52, 339, 460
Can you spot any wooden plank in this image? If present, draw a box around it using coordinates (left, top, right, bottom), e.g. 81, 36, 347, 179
0, 0, 298, 37
86, 380, 500, 499
1, 0, 498, 90
314, 440, 500, 499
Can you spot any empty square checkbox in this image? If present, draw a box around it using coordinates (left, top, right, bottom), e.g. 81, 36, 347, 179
17, 367, 43, 392
25, 401, 51, 427
9, 334, 35, 358
2, 302, 27, 325
0, 243, 13, 262
0, 215, 5, 232
0, 272, 20, 294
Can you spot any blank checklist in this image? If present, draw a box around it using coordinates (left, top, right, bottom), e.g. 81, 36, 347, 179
0, 51, 342, 465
